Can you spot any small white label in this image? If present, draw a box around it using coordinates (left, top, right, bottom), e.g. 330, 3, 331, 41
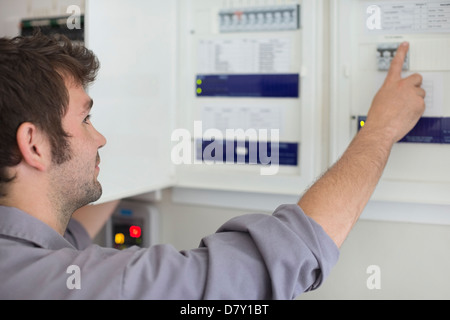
364, 1, 450, 34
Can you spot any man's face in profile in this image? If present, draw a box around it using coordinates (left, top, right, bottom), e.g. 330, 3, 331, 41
48, 81, 107, 212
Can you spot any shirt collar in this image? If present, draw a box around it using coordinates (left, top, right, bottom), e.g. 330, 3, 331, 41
0, 206, 75, 250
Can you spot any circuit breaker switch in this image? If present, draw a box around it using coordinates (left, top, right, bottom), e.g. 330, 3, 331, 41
219, 4, 300, 32
377, 43, 410, 71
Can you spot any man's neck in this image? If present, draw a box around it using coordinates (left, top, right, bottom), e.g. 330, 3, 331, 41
1, 182, 69, 236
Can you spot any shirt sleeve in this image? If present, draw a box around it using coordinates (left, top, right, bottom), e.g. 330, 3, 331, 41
64, 219, 92, 250
119, 203, 339, 299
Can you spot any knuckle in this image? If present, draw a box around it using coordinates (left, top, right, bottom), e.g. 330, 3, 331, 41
414, 73, 423, 82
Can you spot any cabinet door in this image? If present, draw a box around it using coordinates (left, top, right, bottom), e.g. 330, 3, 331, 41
85, 0, 177, 203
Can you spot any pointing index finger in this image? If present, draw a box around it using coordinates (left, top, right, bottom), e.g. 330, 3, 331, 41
385, 42, 409, 83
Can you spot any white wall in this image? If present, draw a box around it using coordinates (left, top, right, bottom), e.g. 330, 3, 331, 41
301, 218, 450, 299
0, 0, 27, 36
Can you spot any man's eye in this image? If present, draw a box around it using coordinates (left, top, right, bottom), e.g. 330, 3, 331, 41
83, 114, 91, 124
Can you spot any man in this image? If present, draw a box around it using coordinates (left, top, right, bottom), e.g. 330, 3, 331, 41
0, 33, 425, 299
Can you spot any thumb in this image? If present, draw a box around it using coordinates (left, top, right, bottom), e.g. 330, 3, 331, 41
385, 42, 409, 83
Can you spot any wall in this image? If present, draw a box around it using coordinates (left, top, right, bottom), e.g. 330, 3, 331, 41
0, 0, 26, 36
302, 218, 450, 299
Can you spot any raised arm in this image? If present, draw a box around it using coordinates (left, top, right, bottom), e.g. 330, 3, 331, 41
298, 42, 425, 248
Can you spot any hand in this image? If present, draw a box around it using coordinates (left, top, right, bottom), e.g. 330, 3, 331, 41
365, 42, 426, 144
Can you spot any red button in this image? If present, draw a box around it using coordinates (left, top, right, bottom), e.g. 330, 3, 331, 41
129, 226, 141, 238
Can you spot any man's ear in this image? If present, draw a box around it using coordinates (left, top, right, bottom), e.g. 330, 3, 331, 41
16, 122, 51, 172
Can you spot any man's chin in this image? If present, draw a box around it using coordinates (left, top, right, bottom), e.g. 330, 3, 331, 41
92, 183, 103, 203
84, 182, 103, 205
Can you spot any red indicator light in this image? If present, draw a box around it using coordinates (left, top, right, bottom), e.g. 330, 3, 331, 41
129, 226, 141, 238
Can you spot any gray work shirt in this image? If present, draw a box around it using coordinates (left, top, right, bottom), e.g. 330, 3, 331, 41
0, 204, 339, 299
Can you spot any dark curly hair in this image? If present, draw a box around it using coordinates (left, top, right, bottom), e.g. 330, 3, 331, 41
0, 31, 100, 196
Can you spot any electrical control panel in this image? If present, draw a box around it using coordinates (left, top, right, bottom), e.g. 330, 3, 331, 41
106, 200, 159, 249
175, 0, 325, 197
20, 15, 85, 42
330, 0, 450, 204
